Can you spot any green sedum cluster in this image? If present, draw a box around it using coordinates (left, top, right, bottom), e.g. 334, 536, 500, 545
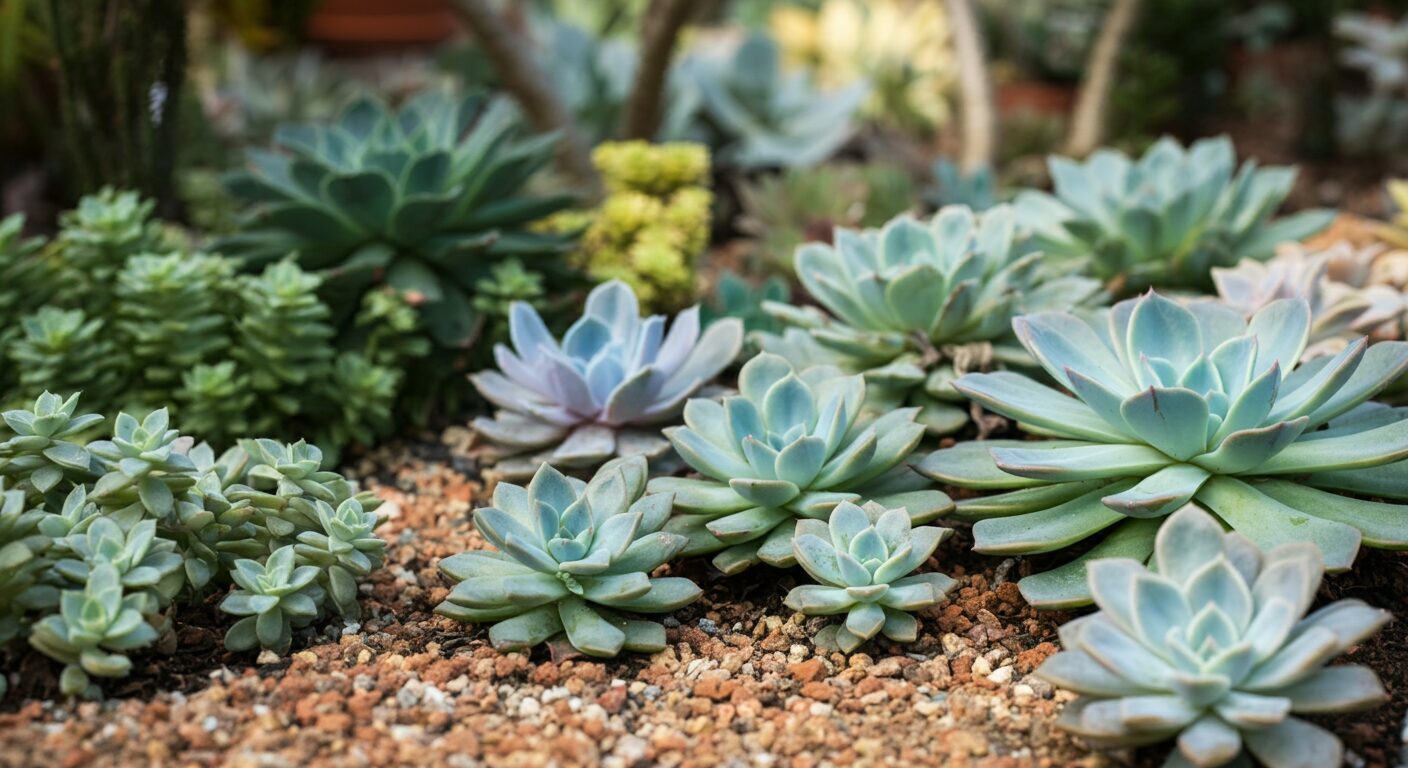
565, 141, 713, 312
920, 291, 1408, 607
650, 353, 952, 574
758, 205, 1102, 434
0, 191, 428, 456
219, 92, 576, 349
785, 500, 956, 652
0, 393, 387, 697
1040, 506, 1389, 768
435, 457, 700, 658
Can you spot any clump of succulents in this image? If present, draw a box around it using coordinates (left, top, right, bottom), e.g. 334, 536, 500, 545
48, 187, 170, 310
702, 272, 791, 340
0, 392, 387, 697
1040, 505, 1389, 767
1212, 243, 1408, 358
1015, 136, 1334, 291
757, 205, 1102, 434
219, 92, 576, 348
650, 352, 952, 574
684, 32, 867, 170
435, 457, 700, 657
736, 161, 915, 276
1335, 13, 1408, 154
919, 291, 1408, 606
785, 500, 956, 652
471, 280, 742, 479
8, 307, 124, 407
562, 141, 713, 311
0, 215, 55, 331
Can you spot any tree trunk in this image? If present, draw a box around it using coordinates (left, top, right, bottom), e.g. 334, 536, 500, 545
945, 0, 995, 172
453, 0, 598, 191
1064, 0, 1143, 157
620, 0, 700, 141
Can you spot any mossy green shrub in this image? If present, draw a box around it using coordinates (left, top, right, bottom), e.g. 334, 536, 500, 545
563, 141, 713, 311
0, 393, 385, 699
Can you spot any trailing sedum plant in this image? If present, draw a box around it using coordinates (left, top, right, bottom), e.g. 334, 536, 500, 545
684, 32, 867, 170
471, 280, 742, 479
1014, 136, 1334, 292
219, 92, 576, 348
785, 500, 956, 652
650, 352, 952, 574
0, 392, 389, 697
435, 457, 700, 657
1039, 506, 1389, 768
919, 291, 1408, 607
757, 205, 1102, 434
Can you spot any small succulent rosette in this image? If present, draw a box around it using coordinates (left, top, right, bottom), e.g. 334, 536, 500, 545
1040, 506, 1389, 768
650, 352, 952, 575
785, 501, 956, 652
920, 291, 1408, 607
1014, 135, 1333, 291
470, 279, 742, 481
435, 457, 701, 658
756, 204, 1101, 435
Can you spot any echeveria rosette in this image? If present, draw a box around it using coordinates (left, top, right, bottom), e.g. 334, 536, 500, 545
435, 457, 701, 658
28, 564, 160, 698
1040, 506, 1389, 768
757, 204, 1102, 434
785, 500, 956, 653
919, 291, 1408, 607
1015, 136, 1334, 292
651, 352, 952, 574
471, 280, 743, 479
1212, 243, 1408, 359
219, 545, 326, 655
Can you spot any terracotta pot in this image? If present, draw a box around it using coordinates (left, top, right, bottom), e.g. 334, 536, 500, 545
306, 0, 460, 53
997, 81, 1076, 117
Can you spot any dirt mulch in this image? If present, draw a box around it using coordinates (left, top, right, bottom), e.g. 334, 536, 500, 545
0, 442, 1401, 767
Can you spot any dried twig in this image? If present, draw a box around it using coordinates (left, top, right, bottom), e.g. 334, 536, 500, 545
620, 0, 700, 140
1064, 0, 1143, 157
944, 0, 996, 172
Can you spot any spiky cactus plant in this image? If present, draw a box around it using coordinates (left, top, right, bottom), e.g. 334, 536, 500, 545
920, 291, 1408, 606
650, 352, 952, 574
471, 280, 742, 479
1040, 506, 1389, 768
436, 457, 700, 657
757, 205, 1102, 434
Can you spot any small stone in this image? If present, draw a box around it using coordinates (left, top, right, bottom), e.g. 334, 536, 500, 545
256, 650, 281, 665
986, 666, 1013, 685
970, 657, 992, 677
697, 618, 718, 635
397, 679, 425, 708
799, 682, 836, 701
518, 697, 542, 717
940, 633, 966, 656
787, 659, 827, 683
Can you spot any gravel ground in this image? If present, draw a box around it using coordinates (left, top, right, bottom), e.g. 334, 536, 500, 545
0, 441, 1400, 768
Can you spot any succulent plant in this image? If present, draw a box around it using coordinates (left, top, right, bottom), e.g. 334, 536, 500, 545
0, 392, 104, 495
471, 280, 743, 479
1335, 13, 1408, 154
115, 253, 235, 408
232, 260, 336, 430
88, 409, 198, 518
1014, 136, 1334, 291
0, 214, 56, 329
50, 518, 184, 609
756, 205, 1102, 434
684, 32, 867, 170
1378, 179, 1408, 250
1212, 243, 1408, 358
0, 488, 54, 644
702, 272, 791, 340
219, 545, 325, 654
8, 307, 123, 408
177, 362, 256, 444
918, 291, 1408, 607
569, 142, 713, 311
736, 161, 915, 276
1039, 505, 1389, 767
49, 188, 169, 310
219, 92, 576, 348
435, 457, 700, 657
292, 497, 385, 619
925, 159, 998, 212
785, 500, 956, 652
650, 352, 952, 574
28, 564, 160, 697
